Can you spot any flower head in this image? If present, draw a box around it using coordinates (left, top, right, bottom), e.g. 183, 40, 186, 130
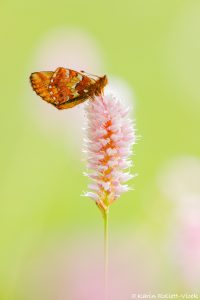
83, 93, 136, 215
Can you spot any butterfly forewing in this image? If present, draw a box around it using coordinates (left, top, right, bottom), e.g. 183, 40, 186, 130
30, 71, 54, 102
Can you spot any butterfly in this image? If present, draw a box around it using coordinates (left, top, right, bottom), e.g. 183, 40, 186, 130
30, 67, 108, 110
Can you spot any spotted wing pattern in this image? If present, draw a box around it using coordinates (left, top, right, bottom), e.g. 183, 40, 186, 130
30, 67, 107, 110
48, 67, 95, 106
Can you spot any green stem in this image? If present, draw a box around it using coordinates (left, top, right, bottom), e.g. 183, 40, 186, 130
104, 209, 109, 300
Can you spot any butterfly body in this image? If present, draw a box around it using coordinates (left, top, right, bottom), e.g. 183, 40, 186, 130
30, 67, 108, 110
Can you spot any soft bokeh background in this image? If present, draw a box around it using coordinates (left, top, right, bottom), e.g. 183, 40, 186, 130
1, 0, 200, 299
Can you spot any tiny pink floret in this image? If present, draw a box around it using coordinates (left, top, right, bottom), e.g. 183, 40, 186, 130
84, 94, 136, 214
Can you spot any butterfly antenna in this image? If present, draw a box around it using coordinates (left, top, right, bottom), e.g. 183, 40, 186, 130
80, 70, 100, 78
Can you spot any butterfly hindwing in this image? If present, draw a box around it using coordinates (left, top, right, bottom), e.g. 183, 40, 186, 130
50, 68, 94, 100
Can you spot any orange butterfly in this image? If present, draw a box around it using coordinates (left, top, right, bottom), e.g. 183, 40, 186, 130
30, 67, 108, 110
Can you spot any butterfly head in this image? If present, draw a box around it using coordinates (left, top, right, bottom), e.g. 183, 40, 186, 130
95, 75, 108, 96
100, 75, 108, 89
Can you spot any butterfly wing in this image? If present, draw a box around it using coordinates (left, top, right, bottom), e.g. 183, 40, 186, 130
48, 67, 96, 109
30, 71, 54, 102
30, 67, 97, 109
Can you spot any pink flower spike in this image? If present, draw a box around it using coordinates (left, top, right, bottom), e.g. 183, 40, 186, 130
83, 93, 136, 215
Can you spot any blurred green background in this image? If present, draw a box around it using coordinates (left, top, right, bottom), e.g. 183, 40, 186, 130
1, 0, 200, 299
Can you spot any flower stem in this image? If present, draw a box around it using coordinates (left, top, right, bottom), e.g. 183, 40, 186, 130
104, 209, 109, 300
